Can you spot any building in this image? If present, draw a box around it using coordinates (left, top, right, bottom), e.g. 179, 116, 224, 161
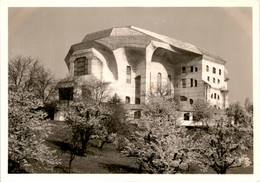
55, 26, 229, 123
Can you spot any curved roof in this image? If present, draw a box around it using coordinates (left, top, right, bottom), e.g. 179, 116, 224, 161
65, 26, 226, 66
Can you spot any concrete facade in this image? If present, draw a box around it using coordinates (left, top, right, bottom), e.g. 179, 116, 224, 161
56, 26, 229, 122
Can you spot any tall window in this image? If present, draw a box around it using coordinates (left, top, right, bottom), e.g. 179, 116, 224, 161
213, 78, 215, 83
167, 75, 171, 94
190, 78, 193, 87
157, 73, 162, 91
214, 93, 217, 99
125, 96, 130, 103
126, 66, 131, 83
219, 69, 222, 75
195, 67, 198, 72
206, 65, 209, 72
195, 79, 198, 87
207, 76, 210, 82
74, 57, 89, 76
190, 99, 193, 105
213, 67, 216, 74
182, 67, 186, 74
218, 79, 220, 84
182, 79, 186, 88
190, 66, 193, 72
184, 113, 190, 121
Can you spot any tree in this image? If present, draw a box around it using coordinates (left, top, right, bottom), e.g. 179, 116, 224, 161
194, 114, 252, 174
123, 95, 198, 174
8, 55, 57, 103
192, 99, 214, 122
225, 101, 251, 126
61, 77, 122, 172
244, 97, 253, 114
8, 89, 60, 173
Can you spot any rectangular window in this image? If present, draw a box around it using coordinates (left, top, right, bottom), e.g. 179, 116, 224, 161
157, 73, 162, 91
213, 78, 215, 83
206, 65, 209, 72
125, 96, 130, 103
74, 57, 89, 76
207, 76, 210, 82
182, 67, 186, 74
126, 66, 131, 83
182, 79, 186, 88
213, 67, 216, 74
134, 111, 141, 119
195, 67, 198, 72
167, 75, 171, 94
219, 69, 222, 75
190, 78, 193, 87
218, 79, 220, 84
190, 66, 193, 72
195, 79, 198, 87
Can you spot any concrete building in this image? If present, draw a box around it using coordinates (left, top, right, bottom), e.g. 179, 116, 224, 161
55, 26, 229, 123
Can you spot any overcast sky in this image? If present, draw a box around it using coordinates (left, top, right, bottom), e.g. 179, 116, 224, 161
8, 7, 252, 104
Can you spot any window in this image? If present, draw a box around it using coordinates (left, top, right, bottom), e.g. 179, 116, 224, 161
182, 79, 186, 88
157, 73, 162, 91
135, 98, 140, 104
219, 69, 222, 75
126, 96, 130, 103
213, 67, 216, 74
214, 93, 217, 99
217, 95, 220, 100
206, 65, 209, 72
190, 99, 193, 105
218, 79, 220, 84
74, 57, 89, 76
134, 111, 141, 119
211, 94, 213, 98
213, 78, 215, 83
195, 79, 198, 87
190, 78, 193, 87
182, 67, 186, 74
167, 75, 171, 94
207, 76, 210, 82
126, 66, 131, 83
180, 96, 187, 101
195, 67, 198, 72
59, 87, 73, 101
190, 66, 193, 72
184, 113, 190, 121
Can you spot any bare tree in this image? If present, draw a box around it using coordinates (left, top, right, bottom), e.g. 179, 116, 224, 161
9, 55, 57, 103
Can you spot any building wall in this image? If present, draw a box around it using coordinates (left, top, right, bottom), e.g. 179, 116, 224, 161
174, 57, 204, 111
202, 56, 228, 109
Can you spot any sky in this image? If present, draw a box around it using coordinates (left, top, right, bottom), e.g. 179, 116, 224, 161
8, 7, 253, 104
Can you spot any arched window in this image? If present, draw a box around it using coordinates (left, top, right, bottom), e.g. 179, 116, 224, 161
213, 67, 216, 74
214, 93, 217, 99
211, 94, 213, 98
190, 99, 193, 105
126, 66, 131, 83
219, 69, 222, 75
195, 67, 198, 72
207, 76, 210, 82
217, 95, 220, 100
213, 78, 215, 83
74, 57, 89, 76
190, 66, 193, 72
180, 96, 187, 101
190, 78, 193, 87
206, 65, 209, 72
195, 79, 198, 87
184, 113, 190, 121
157, 73, 162, 91
218, 79, 220, 84
126, 96, 130, 103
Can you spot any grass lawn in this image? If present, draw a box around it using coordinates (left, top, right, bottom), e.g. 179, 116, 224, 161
44, 120, 253, 174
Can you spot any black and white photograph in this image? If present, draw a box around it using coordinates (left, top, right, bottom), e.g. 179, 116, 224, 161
1, 0, 260, 182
